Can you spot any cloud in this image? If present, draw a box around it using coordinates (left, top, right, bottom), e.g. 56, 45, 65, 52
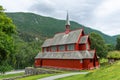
29, 0, 55, 15
93, 0, 120, 18
86, 0, 120, 35
1, 0, 36, 12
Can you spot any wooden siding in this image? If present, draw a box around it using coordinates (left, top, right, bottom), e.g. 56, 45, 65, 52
34, 59, 41, 67
79, 44, 86, 50
41, 59, 83, 70
83, 59, 94, 69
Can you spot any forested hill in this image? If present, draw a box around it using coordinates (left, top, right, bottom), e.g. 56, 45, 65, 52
6, 12, 116, 44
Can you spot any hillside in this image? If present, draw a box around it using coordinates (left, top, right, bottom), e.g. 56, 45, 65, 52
6, 12, 116, 44
57, 61, 120, 80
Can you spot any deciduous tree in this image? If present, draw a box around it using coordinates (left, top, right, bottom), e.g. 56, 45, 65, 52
0, 5, 16, 65
90, 32, 108, 58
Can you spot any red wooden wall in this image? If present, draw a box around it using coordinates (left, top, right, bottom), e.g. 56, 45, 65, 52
35, 59, 41, 67
35, 59, 83, 70
42, 59, 83, 70
34, 58, 99, 70
83, 59, 94, 69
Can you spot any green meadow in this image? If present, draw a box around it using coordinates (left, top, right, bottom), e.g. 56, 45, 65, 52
57, 61, 120, 80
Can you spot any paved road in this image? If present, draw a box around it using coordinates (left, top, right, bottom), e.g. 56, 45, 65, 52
39, 72, 88, 80
0, 70, 25, 75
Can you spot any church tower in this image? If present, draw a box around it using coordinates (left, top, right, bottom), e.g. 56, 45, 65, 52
65, 12, 70, 34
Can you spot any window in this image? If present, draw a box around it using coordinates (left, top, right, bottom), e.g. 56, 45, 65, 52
51, 46, 57, 51
67, 44, 74, 50
43, 47, 50, 52
43, 48, 47, 52
59, 45, 65, 51
86, 43, 89, 50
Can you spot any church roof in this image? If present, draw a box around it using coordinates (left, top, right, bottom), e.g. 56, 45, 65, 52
79, 35, 88, 44
42, 29, 82, 47
35, 50, 95, 59
42, 39, 52, 47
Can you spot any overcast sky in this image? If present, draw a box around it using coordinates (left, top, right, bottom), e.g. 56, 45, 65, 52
1, 0, 120, 36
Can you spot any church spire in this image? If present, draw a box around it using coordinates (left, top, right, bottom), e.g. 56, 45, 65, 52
65, 12, 70, 34
66, 12, 70, 25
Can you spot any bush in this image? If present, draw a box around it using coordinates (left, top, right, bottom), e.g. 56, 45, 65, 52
107, 51, 120, 59
0, 61, 13, 74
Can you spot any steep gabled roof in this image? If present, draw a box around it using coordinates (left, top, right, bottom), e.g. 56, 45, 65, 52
79, 35, 88, 44
35, 50, 95, 59
42, 29, 82, 47
42, 39, 52, 47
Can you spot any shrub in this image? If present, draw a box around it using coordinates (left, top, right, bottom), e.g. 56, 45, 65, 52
0, 61, 13, 74
107, 51, 120, 59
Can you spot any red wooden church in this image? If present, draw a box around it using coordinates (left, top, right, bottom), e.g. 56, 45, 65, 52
34, 13, 100, 70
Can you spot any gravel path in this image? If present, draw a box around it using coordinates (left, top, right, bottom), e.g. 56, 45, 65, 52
39, 72, 88, 80
2, 70, 24, 75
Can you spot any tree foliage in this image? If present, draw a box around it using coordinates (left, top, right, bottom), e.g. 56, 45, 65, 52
0, 5, 16, 73
0, 5, 16, 64
6, 34, 42, 69
90, 32, 108, 58
106, 44, 115, 52
107, 51, 120, 59
116, 36, 120, 50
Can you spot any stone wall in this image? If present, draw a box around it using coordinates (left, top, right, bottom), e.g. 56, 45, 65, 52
25, 67, 60, 75
108, 58, 120, 64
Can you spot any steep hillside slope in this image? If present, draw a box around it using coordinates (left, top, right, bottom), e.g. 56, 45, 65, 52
6, 12, 116, 44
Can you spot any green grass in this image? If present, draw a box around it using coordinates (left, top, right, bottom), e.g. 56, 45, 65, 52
19, 68, 71, 80
57, 61, 120, 80
0, 72, 24, 80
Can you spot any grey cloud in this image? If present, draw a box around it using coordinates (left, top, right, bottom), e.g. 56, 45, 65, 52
28, 0, 120, 36
29, 2, 55, 15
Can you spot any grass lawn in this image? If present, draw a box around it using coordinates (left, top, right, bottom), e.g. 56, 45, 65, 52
0, 72, 24, 80
57, 61, 120, 80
